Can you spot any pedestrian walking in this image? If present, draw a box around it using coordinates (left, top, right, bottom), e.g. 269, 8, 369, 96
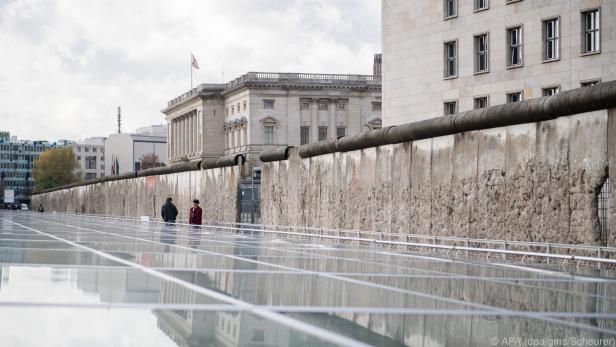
37, 204, 44, 213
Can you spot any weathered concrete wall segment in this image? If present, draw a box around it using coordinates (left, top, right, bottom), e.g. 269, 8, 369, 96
262, 110, 612, 245
31, 166, 239, 223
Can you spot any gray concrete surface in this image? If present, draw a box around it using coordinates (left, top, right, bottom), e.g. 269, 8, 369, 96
262, 109, 614, 245
31, 166, 240, 223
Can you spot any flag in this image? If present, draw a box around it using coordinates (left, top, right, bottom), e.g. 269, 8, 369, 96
115, 157, 120, 175
191, 53, 199, 70
111, 155, 115, 175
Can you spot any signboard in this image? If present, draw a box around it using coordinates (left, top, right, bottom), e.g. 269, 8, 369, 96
4, 189, 14, 204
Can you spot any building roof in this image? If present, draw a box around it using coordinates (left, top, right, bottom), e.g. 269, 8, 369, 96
163, 72, 381, 113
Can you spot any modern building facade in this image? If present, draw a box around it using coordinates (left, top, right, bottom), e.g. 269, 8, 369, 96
382, 0, 616, 125
104, 133, 167, 176
163, 72, 382, 166
135, 124, 168, 137
0, 132, 54, 204
69, 137, 106, 180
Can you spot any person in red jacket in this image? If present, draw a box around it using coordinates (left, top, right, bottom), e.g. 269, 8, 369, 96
189, 199, 203, 226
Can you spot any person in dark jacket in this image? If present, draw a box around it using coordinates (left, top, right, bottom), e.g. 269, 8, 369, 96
161, 197, 178, 223
189, 199, 202, 226
37, 204, 44, 213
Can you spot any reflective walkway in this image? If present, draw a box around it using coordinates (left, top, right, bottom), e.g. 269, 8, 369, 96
0, 211, 615, 346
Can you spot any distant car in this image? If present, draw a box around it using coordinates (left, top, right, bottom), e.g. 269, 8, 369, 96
21, 204, 28, 211
10, 204, 18, 210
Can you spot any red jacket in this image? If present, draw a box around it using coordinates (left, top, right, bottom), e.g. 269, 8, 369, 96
189, 206, 202, 225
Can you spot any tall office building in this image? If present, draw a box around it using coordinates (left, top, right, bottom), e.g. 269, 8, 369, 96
0, 132, 54, 204
382, 0, 615, 125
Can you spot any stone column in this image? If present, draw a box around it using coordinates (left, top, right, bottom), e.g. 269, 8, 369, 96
167, 119, 173, 159
182, 116, 187, 157
329, 99, 337, 139
311, 98, 318, 142
189, 114, 193, 155
193, 112, 198, 154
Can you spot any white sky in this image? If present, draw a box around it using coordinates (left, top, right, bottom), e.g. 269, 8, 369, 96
0, 0, 381, 141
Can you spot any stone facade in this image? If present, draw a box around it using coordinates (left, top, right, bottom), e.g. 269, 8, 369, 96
261, 109, 615, 246
70, 137, 105, 180
382, 0, 616, 125
163, 73, 382, 167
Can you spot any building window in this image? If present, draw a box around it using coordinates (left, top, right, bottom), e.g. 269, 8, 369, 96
542, 86, 560, 96
507, 26, 523, 67
444, 41, 457, 78
236, 103, 240, 112
92, 147, 97, 153
84, 147, 89, 152
231, 106, 234, 115
318, 126, 328, 141
77, 146, 81, 152
263, 100, 274, 109
474, 96, 489, 109
318, 101, 328, 110
474, 0, 488, 11
337, 127, 346, 138
226, 108, 229, 116
263, 126, 274, 144
300, 100, 311, 110
243, 101, 247, 111
372, 102, 382, 111
444, 101, 457, 116
85, 156, 97, 170
474, 34, 489, 73
543, 18, 559, 61
582, 9, 600, 54
444, 0, 457, 18
506, 91, 523, 103
337, 101, 346, 110
76, 156, 81, 161
300, 126, 310, 145
581, 79, 600, 87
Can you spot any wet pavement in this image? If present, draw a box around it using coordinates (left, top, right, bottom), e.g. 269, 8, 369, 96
0, 211, 615, 346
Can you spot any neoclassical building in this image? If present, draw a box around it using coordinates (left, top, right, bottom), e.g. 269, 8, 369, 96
163, 72, 382, 165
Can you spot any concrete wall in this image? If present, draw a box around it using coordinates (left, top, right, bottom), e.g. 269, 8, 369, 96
31, 166, 240, 223
262, 109, 615, 245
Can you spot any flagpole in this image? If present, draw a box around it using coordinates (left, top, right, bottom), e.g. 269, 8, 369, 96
190, 54, 193, 89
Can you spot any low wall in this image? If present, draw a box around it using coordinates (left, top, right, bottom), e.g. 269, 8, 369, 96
31, 166, 240, 223
261, 109, 616, 245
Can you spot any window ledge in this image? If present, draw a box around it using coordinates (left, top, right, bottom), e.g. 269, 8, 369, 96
473, 7, 489, 13
506, 64, 524, 70
541, 58, 560, 64
473, 70, 490, 75
443, 14, 458, 21
580, 50, 601, 57
443, 75, 458, 80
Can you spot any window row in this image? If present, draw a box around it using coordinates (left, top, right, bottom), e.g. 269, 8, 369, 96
444, 8, 601, 78
227, 101, 248, 116
442, 80, 599, 115
227, 99, 382, 114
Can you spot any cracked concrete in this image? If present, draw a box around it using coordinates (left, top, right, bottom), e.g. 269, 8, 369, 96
262, 110, 613, 245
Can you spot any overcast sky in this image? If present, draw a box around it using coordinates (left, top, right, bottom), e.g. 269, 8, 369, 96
0, 0, 381, 142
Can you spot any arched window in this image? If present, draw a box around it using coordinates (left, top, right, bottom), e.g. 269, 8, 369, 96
366, 117, 382, 131
261, 116, 278, 145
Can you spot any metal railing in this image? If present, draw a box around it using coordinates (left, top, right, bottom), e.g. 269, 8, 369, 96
33, 211, 616, 268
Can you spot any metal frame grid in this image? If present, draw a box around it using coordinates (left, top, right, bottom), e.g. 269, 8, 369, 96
1, 211, 616, 346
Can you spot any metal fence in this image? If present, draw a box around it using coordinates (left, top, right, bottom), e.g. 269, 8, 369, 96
598, 177, 611, 246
